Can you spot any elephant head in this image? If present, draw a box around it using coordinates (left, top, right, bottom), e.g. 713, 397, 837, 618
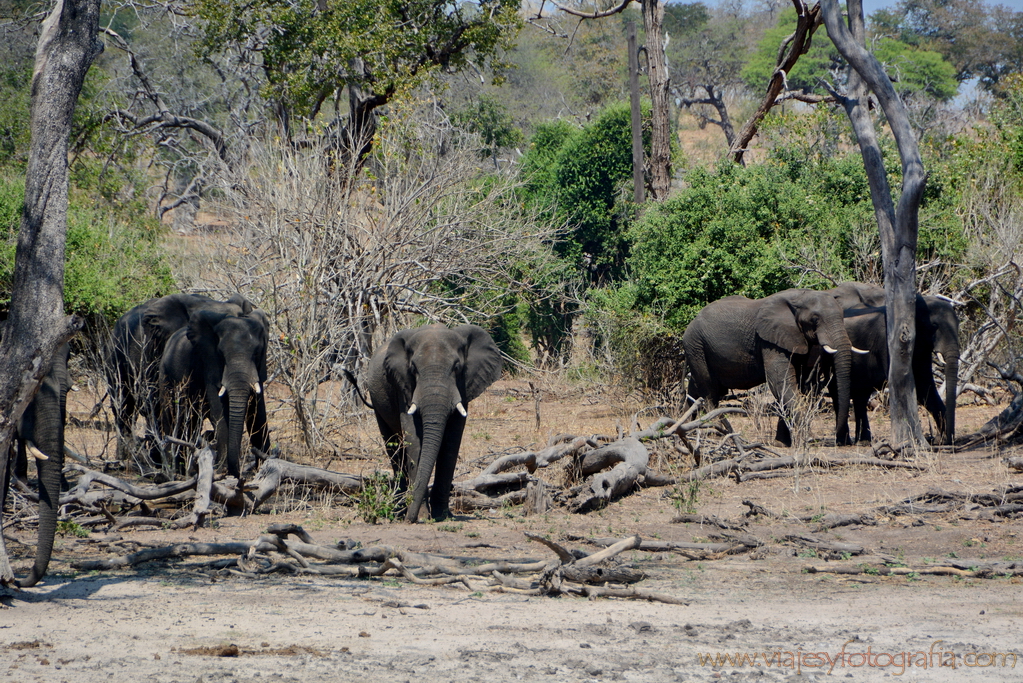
369, 324, 502, 522
109, 293, 254, 461
756, 289, 855, 445
184, 308, 270, 480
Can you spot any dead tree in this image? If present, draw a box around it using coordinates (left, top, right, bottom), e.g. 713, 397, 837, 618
729, 0, 825, 165
0, 0, 102, 587
821, 0, 926, 449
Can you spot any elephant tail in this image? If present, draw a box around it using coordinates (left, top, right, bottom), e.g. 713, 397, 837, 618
342, 369, 374, 409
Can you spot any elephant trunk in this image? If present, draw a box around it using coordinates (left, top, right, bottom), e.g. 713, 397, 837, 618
943, 354, 959, 446
820, 320, 853, 445
225, 386, 250, 480
405, 379, 457, 523
19, 370, 67, 588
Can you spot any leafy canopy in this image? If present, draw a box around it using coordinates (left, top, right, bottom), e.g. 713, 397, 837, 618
193, 0, 523, 117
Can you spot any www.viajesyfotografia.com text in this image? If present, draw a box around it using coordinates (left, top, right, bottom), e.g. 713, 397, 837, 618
697, 640, 1017, 675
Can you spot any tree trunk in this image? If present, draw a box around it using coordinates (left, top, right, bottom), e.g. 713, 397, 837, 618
0, 0, 101, 587
641, 0, 672, 199
821, 0, 925, 448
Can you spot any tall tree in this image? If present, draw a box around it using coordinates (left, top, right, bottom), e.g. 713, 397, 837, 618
0, 0, 101, 586
822, 0, 926, 449
193, 0, 522, 165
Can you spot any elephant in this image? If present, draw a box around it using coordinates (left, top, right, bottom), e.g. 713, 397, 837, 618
363, 324, 502, 522
159, 307, 271, 481
107, 293, 253, 462
0, 342, 70, 587
683, 288, 856, 447
827, 281, 960, 445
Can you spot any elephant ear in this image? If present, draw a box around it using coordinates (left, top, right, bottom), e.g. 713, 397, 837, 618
143, 295, 191, 340
247, 309, 270, 382
382, 329, 418, 402
457, 325, 503, 403
754, 294, 809, 355
226, 293, 255, 315
186, 309, 229, 347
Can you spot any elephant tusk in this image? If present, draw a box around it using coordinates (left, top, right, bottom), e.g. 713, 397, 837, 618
937, 353, 945, 365
218, 385, 226, 397
251, 381, 262, 395
407, 403, 417, 415
852, 346, 869, 354
27, 442, 48, 461
822, 345, 838, 354
455, 402, 467, 417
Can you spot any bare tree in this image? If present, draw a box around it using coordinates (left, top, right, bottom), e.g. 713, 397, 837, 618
0, 0, 101, 586
729, 0, 826, 165
821, 0, 926, 449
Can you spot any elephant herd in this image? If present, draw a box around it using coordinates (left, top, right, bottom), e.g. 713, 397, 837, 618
683, 282, 960, 448
2, 280, 958, 586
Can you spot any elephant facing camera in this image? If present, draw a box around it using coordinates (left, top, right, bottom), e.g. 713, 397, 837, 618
360, 324, 502, 523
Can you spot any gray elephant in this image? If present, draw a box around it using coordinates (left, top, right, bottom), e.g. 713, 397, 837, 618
107, 293, 252, 462
1, 342, 70, 587
683, 289, 855, 446
829, 282, 960, 445
364, 324, 502, 522
159, 307, 271, 481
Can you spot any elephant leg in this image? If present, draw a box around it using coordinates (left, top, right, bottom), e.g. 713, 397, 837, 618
764, 352, 799, 448
917, 377, 947, 441
429, 414, 466, 521
852, 391, 872, 444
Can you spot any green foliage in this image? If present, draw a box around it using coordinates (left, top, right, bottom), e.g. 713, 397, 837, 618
56, 520, 89, 538
0, 64, 31, 168
354, 471, 404, 524
450, 94, 524, 159
625, 161, 844, 330
742, 7, 838, 94
743, 7, 957, 102
193, 0, 522, 117
872, 37, 958, 102
869, 0, 1023, 89
520, 102, 646, 284
991, 73, 1023, 175
0, 175, 175, 324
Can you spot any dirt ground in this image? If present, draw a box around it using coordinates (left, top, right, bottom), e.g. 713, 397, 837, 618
3, 378, 1023, 682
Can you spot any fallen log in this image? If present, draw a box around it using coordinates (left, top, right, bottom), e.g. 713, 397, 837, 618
64, 465, 198, 505
563, 438, 649, 513
249, 459, 363, 510
785, 533, 865, 557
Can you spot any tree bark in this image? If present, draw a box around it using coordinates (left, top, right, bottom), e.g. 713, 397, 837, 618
0, 0, 101, 586
821, 0, 925, 448
640, 0, 672, 199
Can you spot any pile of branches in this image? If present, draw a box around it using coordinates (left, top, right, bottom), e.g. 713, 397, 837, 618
9, 402, 963, 533
70, 527, 685, 604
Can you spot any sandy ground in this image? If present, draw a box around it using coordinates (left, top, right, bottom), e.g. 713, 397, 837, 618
3, 379, 1023, 682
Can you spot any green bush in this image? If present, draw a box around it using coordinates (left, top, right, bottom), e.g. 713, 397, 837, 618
520, 102, 648, 284
0, 174, 175, 324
